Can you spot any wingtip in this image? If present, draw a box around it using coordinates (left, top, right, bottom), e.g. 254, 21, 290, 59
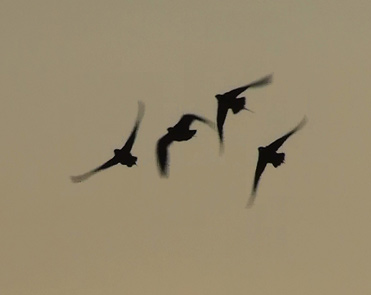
303, 115, 308, 124
246, 189, 257, 208
208, 120, 217, 130
246, 198, 255, 209
159, 171, 169, 179
298, 116, 308, 130
70, 176, 81, 183
218, 139, 225, 155
259, 73, 273, 84
133, 101, 145, 125
265, 73, 273, 82
137, 100, 145, 114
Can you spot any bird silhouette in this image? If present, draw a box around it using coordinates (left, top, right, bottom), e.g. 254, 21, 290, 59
70, 101, 145, 183
156, 114, 216, 177
247, 116, 307, 208
215, 74, 273, 152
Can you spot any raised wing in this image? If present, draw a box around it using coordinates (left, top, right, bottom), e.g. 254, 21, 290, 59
156, 133, 173, 178
177, 114, 216, 130
223, 74, 273, 98
247, 154, 267, 208
121, 101, 145, 152
70, 157, 118, 183
266, 116, 307, 152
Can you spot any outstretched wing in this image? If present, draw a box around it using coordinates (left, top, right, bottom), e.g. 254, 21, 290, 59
156, 133, 173, 178
266, 116, 307, 152
247, 154, 267, 208
121, 101, 145, 152
70, 157, 118, 183
177, 114, 216, 130
223, 74, 273, 98
216, 104, 228, 145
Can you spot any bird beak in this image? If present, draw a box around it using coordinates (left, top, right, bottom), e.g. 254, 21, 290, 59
243, 107, 254, 113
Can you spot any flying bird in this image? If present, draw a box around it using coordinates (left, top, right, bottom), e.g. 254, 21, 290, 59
215, 74, 273, 152
70, 101, 145, 183
156, 114, 216, 177
247, 116, 307, 208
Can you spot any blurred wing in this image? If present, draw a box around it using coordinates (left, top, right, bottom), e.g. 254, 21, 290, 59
179, 114, 216, 129
121, 101, 145, 152
156, 134, 173, 177
70, 157, 118, 183
224, 74, 273, 98
266, 116, 307, 152
216, 104, 228, 144
246, 74, 273, 88
223, 84, 250, 98
193, 114, 216, 129
247, 155, 267, 208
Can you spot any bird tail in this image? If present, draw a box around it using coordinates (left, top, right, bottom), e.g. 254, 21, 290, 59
231, 97, 246, 114
272, 153, 285, 168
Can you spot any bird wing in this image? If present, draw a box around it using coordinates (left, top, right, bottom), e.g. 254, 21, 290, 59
70, 157, 118, 183
178, 114, 216, 130
223, 85, 251, 98
223, 74, 273, 98
216, 104, 228, 144
247, 154, 267, 208
156, 133, 173, 177
121, 101, 145, 152
266, 116, 307, 152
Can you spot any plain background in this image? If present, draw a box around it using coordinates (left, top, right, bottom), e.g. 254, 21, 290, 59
1, 1, 370, 294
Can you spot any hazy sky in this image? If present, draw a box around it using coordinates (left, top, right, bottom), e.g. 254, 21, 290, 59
1, 1, 371, 294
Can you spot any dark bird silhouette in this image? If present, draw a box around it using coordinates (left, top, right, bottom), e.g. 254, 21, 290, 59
215, 74, 273, 152
156, 114, 216, 177
70, 101, 145, 183
247, 116, 307, 208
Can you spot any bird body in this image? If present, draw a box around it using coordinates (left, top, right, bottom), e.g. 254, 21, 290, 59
70, 101, 145, 183
114, 149, 138, 166
257, 146, 285, 168
167, 126, 197, 142
215, 74, 273, 151
216, 95, 246, 114
156, 114, 216, 177
247, 116, 307, 207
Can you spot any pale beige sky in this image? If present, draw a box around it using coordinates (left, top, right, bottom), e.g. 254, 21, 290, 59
1, 1, 371, 294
